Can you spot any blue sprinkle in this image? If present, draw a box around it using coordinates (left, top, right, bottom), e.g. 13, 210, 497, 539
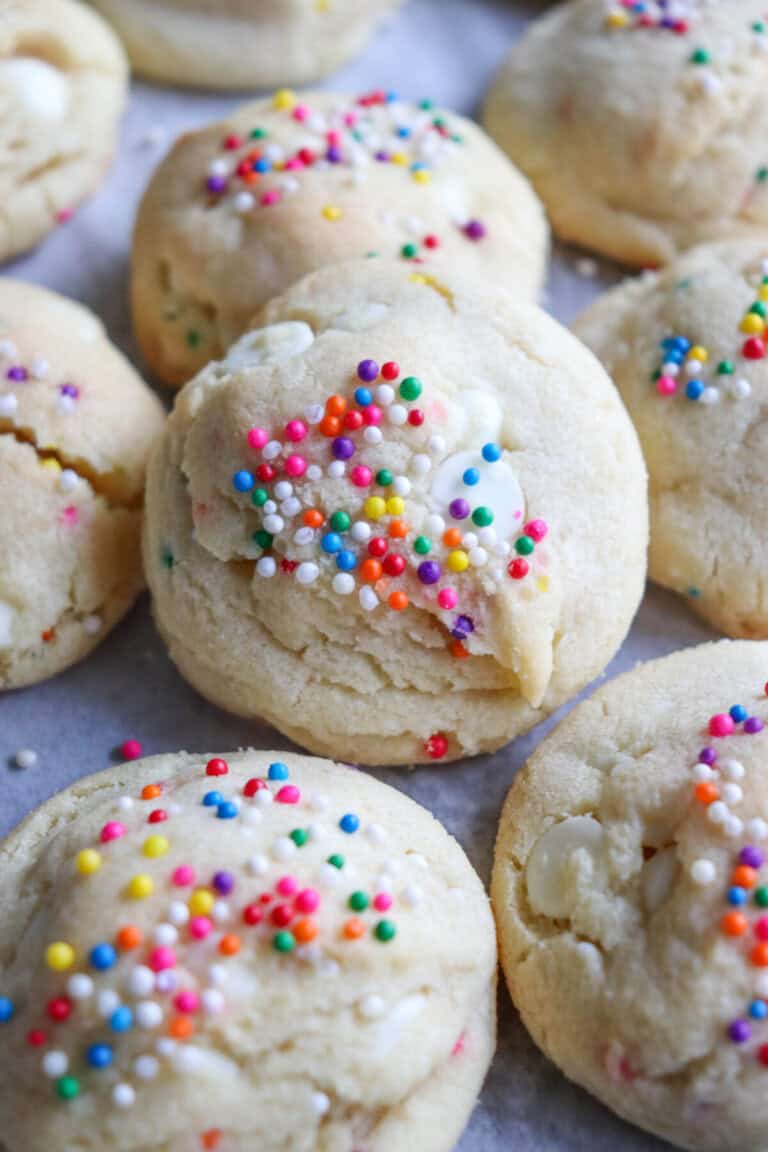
339, 813, 360, 834
0, 997, 14, 1023
354, 387, 372, 407
110, 1007, 133, 1033
254, 158, 271, 173
89, 944, 117, 971
203, 790, 223, 807
396, 126, 412, 138
336, 550, 357, 571
686, 380, 704, 401
217, 801, 239, 820
87, 1043, 113, 1069
233, 470, 255, 493
750, 1000, 768, 1020
321, 533, 343, 554
462, 468, 480, 487
386, 91, 399, 102
730, 705, 748, 723
728, 886, 748, 906
481, 443, 501, 463
268, 762, 289, 781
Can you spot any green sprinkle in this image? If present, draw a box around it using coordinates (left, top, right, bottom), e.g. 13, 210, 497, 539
348, 891, 370, 912
687, 587, 702, 599
253, 530, 273, 549
414, 535, 431, 555
273, 931, 295, 953
57, 1077, 80, 1101
751, 302, 768, 317
515, 535, 535, 556
717, 360, 735, 375
432, 116, 446, 129
757, 167, 768, 184
290, 828, 309, 847
755, 887, 768, 907
401, 243, 419, 260
689, 47, 710, 65
472, 506, 493, 528
376, 469, 393, 488
753, 21, 766, 33
419, 99, 434, 110
374, 920, 397, 943
186, 329, 202, 348
250, 127, 268, 138
251, 488, 269, 507
327, 854, 345, 870
399, 376, 422, 401
161, 548, 175, 570
330, 510, 351, 532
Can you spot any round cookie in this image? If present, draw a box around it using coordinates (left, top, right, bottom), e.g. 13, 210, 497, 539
0, 0, 127, 262
574, 240, 768, 639
0, 279, 165, 689
131, 88, 549, 387
87, 0, 403, 90
484, 0, 768, 267
0, 749, 496, 1152
493, 639, 768, 1152
143, 259, 648, 767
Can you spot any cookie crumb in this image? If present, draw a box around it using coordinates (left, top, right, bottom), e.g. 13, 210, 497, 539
14, 748, 38, 769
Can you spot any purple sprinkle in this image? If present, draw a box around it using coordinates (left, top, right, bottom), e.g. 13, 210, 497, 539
326, 146, 343, 164
449, 498, 470, 521
463, 219, 487, 242
451, 626, 468, 641
455, 614, 475, 635
375, 150, 389, 163
357, 359, 379, 383
60, 383, 79, 398
739, 846, 765, 870
699, 747, 718, 766
331, 436, 355, 461
6, 366, 27, 382
745, 717, 765, 734
212, 871, 235, 895
206, 175, 228, 194
417, 561, 442, 585
729, 1019, 751, 1044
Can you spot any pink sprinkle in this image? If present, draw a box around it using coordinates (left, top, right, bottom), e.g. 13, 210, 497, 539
709, 713, 735, 738
276, 875, 299, 897
285, 420, 307, 443
174, 991, 199, 1014
362, 405, 382, 427
327, 131, 342, 146
373, 893, 392, 912
189, 917, 212, 940
120, 739, 143, 761
452, 1032, 467, 1057
523, 520, 548, 543
656, 375, 677, 397
55, 207, 74, 224
247, 427, 268, 451
350, 465, 373, 488
261, 190, 281, 206
276, 785, 300, 804
292, 105, 310, 121
756, 917, 768, 941
295, 888, 320, 914
149, 947, 176, 972
285, 454, 307, 478
437, 588, 458, 611
172, 866, 196, 887
284, 158, 304, 171
61, 506, 79, 525
343, 112, 357, 127
100, 821, 126, 843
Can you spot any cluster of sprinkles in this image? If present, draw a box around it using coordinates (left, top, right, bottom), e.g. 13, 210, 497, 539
222, 358, 548, 659
0, 757, 436, 1123
686, 686, 768, 1064
202, 89, 487, 259
653, 263, 768, 405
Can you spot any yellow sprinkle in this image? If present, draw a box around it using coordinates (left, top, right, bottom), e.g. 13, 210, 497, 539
143, 835, 169, 859
40, 457, 61, 474
364, 496, 387, 521
536, 575, 550, 593
76, 849, 102, 876
390, 152, 408, 166
315, 0, 330, 10
606, 10, 629, 28
322, 205, 342, 222
687, 345, 708, 363
741, 313, 765, 335
412, 170, 431, 184
409, 274, 428, 285
273, 88, 296, 111
386, 496, 405, 517
189, 888, 214, 917
759, 286, 768, 303
447, 550, 469, 574
45, 942, 75, 971
128, 874, 154, 900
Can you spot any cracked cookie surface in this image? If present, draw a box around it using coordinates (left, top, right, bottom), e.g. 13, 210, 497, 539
143, 259, 647, 766
574, 239, 768, 639
0, 278, 165, 689
0, 0, 127, 261
493, 639, 768, 1152
0, 748, 496, 1152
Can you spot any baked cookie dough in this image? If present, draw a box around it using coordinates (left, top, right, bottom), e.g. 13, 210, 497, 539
574, 240, 768, 639
0, 279, 165, 690
87, 0, 403, 90
0, 749, 496, 1152
132, 88, 548, 387
0, 0, 127, 262
143, 260, 648, 767
484, 0, 768, 267
493, 639, 768, 1152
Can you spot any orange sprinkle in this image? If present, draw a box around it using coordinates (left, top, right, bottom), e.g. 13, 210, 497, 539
41, 628, 56, 643
201, 1133, 222, 1152
293, 918, 318, 944
360, 559, 383, 583
721, 912, 748, 937
753, 943, 768, 967
141, 784, 163, 801
343, 917, 365, 940
116, 925, 142, 951
388, 591, 409, 611
325, 394, 347, 418
219, 934, 241, 956
169, 1016, 194, 1040
451, 640, 470, 659
694, 781, 719, 806
319, 415, 340, 437
443, 528, 462, 548
733, 865, 758, 889
241, 170, 260, 186
303, 509, 324, 529
388, 519, 408, 539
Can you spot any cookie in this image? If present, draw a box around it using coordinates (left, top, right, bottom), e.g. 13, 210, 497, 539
493, 639, 768, 1152
574, 240, 768, 639
143, 259, 648, 767
0, 0, 127, 262
87, 0, 403, 90
0, 749, 496, 1152
0, 279, 165, 689
131, 88, 549, 387
484, 0, 768, 267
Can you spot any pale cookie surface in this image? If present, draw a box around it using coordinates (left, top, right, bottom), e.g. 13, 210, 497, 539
0, 0, 127, 261
0, 279, 165, 690
87, 0, 403, 89
574, 240, 768, 639
493, 639, 768, 1152
131, 89, 548, 387
484, 0, 768, 267
143, 260, 648, 767
0, 749, 496, 1152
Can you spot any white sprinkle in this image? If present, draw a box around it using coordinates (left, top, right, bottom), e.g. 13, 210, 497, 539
428, 435, 446, 454
748, 818, 768, 841
306, 823, 322, 841
409, 853, 429, 870
364, 426, 383, 444
359, 586, 378, 611
359, 994, 385, 1018
350, 521, 371, 543
242, 806, 263, 825
725, 816, 744, 838
306, 464, 323, 481
153, 923, 178, 947
469, 547, 488, 567
14, 748, 37, 769
478, 526, 497, 547
263, 440, 282, 460
127, 966, 155, 997
173, 1046, 204, 1072
113, 1084, 135, 1109
388, 404, 407, 426
0, 340, 17, 359
155, 971, 177, 994
67, 973, 94, 1000
376, 873, 393, 893
296, 562, 320, 585
366, 823, 386, 844
155, 1038, 176, 1059
320, 863, 342, 887
707, 801, 729, 825
661, 362, 680, 378
263, 514, 284, 534
134, 1055, 160, 1080
411, 454, 431, 475
208, 964, 228, 987
294, 526, 315, 546
462, 533, 478, 549
57, 394, 76, 414
375, 384, 395, 407
212, 901, 231, 924
0, 393, 18, 417
118, 796, 134, 811
333, 573, 355, 595
425, 513, 445, 535
402, 884, 424, 907
167, 901, 189, 927
83, 614, 102, 635
328, 460, 346, 478
730, 377, 751, 399
700, 386, 720, 406
136, 1001, 163, 1029
692, 762, 715, 781
255, 788, 273, 807
304, 404, 324, 424
684, 359, 702, 376
311, 1091, 331, 1116
575, 257, 598, 278
281, 497, 301, 518
209, 158, 229, 177
42, 1051, 68, 1078
257, 556, 276, 578
98, 990, 120, 1017
309, 792, 329, 812
201, 988, 225, 1015
392, 476, 411, 496
274, 481, 293, 500
234, 191, 255, 213
272, 836, 296, 861
722, 783, 743, 805
721, 759, 745, 780
690, 859, 716, 885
